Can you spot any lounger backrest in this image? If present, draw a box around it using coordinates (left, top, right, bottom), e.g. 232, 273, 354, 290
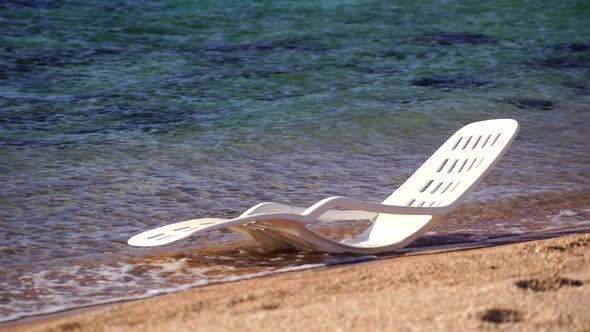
382, 119, 519, 211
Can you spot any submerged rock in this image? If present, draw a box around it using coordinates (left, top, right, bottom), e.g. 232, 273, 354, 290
564, 81, 590, 96
533, 41, 590, 69
554, 42, 590, 52
204, 38, 328, 53
410, 75, 489, 89
355, 49, 407, 60
0, 0, 60, 8
353, 65, 400, 74
539, 57, 590, 69
1, 47, 123, 74
416, 31, 498, 45
0, 139, 77, 147
509, 98, 554, 110
381, 49, 407, 59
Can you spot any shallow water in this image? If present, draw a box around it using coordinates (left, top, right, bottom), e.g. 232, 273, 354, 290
1, 0, 590, 322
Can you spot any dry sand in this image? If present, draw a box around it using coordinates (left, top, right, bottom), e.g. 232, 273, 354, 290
4, 233, 589, 331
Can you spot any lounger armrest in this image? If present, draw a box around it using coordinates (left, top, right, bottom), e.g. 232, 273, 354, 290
302, 196, 454, 220
241, 201, 377, 221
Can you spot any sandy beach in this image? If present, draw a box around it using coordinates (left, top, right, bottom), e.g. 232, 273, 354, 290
4, 232, 588, 331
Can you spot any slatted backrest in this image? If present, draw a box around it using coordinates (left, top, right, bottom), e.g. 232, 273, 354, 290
381, 119, 519, 210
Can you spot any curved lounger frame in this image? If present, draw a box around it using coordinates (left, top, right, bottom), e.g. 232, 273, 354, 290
128, 119, 519, 254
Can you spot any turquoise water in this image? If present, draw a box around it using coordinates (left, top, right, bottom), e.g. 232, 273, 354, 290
1, 0, 590, 322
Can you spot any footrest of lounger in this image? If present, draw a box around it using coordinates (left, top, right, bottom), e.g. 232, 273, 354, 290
127, 218, 228, 247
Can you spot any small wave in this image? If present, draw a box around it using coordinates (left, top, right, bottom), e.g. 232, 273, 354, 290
0, 249, 376, 323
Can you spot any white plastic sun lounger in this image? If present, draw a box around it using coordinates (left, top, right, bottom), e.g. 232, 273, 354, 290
128, 119, 519, 254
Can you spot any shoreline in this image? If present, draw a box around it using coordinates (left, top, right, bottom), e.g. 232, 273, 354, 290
2, 190, 588, 324
5, 232, 589, 331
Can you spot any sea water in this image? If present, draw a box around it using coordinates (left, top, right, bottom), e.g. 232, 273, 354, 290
1, 0, 589, 322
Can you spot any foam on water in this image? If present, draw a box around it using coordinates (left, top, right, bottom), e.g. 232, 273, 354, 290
0, 252, 377, 322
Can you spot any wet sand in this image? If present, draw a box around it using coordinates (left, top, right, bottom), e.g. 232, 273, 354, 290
4, 232, 589, 331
